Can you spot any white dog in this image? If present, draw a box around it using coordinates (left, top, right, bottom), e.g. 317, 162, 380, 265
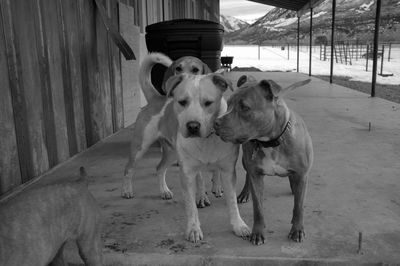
122, 53, 250, 242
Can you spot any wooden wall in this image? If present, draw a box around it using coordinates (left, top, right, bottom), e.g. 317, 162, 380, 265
0, 0, 220, 196
0, 0, 128, 194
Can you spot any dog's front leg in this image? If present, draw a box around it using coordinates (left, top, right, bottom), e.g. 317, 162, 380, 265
248, 171, 266, 245
180, 168, 203, 242
196, 173, 210, 208
220, 168, 251, 238
288, 173, 307, 242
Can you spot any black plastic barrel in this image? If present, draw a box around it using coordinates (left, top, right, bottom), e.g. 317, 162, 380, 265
145, 19, 224, 94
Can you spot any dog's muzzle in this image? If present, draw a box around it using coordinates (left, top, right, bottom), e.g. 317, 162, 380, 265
186, 121, 201, 137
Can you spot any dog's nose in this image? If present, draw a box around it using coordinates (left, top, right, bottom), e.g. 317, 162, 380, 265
214, 119, 221, 129
186, 121, 200, 135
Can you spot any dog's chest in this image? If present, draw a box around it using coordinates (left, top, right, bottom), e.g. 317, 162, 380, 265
254, 147, 289, 177
177, 134, 236, 166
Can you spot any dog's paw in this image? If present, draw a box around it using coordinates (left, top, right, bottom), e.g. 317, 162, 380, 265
121, 190, 134, 199
121, 186, 134, 199
233, 222, 251, 239
160, 189, 174, 200
211, 175, 223, 198
250, 231, 265, 245
211, 187, 223, 198
237, 191, 250, 204
211, 180, 223, 198
186, 225, 203, 243
197, 194, 211, 208
288, 224, 305, 242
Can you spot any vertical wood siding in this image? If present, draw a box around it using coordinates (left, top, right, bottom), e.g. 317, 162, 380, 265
0, 0, 220, 196
0, 0, 133, 195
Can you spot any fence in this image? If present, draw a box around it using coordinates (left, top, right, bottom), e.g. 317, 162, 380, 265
319, 41, 393, 72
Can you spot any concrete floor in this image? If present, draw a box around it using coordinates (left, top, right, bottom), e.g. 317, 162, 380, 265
11, 72, 400, 265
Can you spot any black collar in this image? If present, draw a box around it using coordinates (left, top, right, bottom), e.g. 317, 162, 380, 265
250, 119, 291, 148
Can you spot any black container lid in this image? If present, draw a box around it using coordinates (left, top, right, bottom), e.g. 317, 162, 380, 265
146, 19, 224, 32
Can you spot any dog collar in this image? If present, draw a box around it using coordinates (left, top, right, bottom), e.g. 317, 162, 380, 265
250, 119, 292, 148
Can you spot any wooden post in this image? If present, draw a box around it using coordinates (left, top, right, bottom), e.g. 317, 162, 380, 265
309, 7, 313, 76
287, 43, 289, 60
297, 16, 300, 72
380, 44, 384, 75
366, 44, 369, 71
371, 0, 382, 97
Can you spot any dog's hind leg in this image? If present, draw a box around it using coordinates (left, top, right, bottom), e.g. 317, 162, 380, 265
237, 173, 251, 203
237, 156, 251, 203
211, 170, 223, 198
157, 140, 176, 200
49, 243, 66, 266
287, 173, 307, 242
76, 224, 103, 266
122, 114, 159, 199
196, 173, 211, 208
288, 175, 296, 195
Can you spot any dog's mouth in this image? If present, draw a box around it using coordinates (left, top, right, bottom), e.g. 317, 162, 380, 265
214, 131, 247, 144
185, 132, 201, 138
233, 137, 248, 144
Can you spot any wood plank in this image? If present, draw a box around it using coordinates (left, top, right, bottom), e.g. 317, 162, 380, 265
38, 0, 70, 163
0, 7, 22, 194
33, 0, 58, 167
79, 0, 97, 147
9, 0, 49, 178
107, 0, 124, 132
56, 0, 78, 155
61, 0, 87, 153
94, 0, 113, 141
0, 0, 31, 183
119, 3, 141, 126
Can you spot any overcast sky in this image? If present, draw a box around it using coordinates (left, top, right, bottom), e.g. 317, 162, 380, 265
220, 0, 274, 23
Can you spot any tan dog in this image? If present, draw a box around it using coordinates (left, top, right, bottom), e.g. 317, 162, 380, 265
161, 56, 211, 94
0, 167, 103, 265
123, 53, 221, 207
214, 75, 312, 245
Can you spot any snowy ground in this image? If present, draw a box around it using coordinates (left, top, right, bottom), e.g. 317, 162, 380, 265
222, 45, 400, 85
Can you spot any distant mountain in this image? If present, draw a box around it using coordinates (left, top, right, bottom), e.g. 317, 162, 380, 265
224, 0, 400, 44
220, 14, 249, 33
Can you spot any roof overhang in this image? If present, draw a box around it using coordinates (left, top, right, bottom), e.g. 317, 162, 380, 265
248, 0, 325, 16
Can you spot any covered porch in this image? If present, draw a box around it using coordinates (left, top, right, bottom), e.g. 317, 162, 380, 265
6, 71, 399, 265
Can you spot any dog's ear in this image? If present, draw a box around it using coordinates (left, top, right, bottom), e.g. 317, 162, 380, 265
202, 63, 212, 74
237, 75, 257, 88
280, 79, 311, 96
165, 74, 184, 97
211, 74, 233, 92
237, 75, 248, 87
258, 80, 281, 101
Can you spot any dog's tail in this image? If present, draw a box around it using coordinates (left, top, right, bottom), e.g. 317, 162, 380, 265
78, 166, 89, 185
139, 52, 173, 102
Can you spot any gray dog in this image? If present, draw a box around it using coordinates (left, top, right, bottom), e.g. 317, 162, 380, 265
214, 75, 313, 245
0, 167, 103, 265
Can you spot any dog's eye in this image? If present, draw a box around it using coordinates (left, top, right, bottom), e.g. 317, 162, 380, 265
192, 67, 199, 73
178, 99, 188, 107
240, 102, 250, 112
176, 66, 182, 73
204, 100, 213, 107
